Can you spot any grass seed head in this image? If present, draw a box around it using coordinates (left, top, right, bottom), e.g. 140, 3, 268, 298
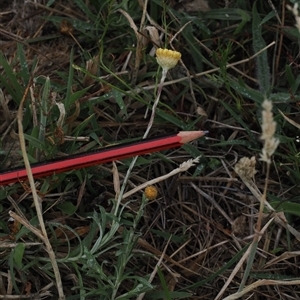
260, 99, 279, 164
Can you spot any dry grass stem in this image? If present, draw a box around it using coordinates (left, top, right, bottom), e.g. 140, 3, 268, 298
278, 108, 300, 129
123, 157, 201, 199
9, 211, 45, 241
265, 250, 300, 267
17, 82, 65, 300
223, 278, 300, 300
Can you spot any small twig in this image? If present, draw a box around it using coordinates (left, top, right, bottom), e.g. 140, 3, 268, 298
123, 157, 201, 199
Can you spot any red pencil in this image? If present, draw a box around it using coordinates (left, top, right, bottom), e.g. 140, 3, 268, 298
0, 131, 207, 186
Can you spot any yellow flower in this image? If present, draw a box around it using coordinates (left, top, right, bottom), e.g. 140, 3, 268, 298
144, 185, 158, 200
156, 48, 181, 71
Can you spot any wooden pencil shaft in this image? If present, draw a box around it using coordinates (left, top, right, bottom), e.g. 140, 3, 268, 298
0, 131, 206, 186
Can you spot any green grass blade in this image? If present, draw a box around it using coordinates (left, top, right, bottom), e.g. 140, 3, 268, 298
13, 243, 25, 270
17, 44, 30, 86
38, 77, 51, 144
229, 78, 264, 104
157, 267, 171, 300
156, 108, 187, 129
65, 48, 75, 109
73, 0, 97, 21
219, 99, 257, 142
252, 2, 271, 96
203, 8, 251, 21
269, 200, 300, 217
0, 52, 24, 103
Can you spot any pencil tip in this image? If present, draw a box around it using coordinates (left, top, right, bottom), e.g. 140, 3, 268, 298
178, 130, 208, 144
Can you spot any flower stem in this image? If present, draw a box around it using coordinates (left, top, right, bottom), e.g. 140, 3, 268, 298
113, 68, 168, 216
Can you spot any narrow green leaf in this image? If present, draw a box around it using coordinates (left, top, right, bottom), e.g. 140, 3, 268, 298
13, 243, 25, 270
235, 9, 251, 34
66, 87, 90, 109
269, 92, 295, 103
46, 0, 56, 6
283, 27, 300, 40
0, 218, 7, 231
203, 8, 251, 21
285, 64, 300, 94
23, 101, 33, 131
285, 64, 295, 88
39, 77, 51, 143
219, 99, 256, 142
9, 253, 20, 293
270, 200, 300, 217
260, 10, 276, 25
70, 113, 96, 138
57, 202, 77, 215
17, 44, 30, 86
211, 139, 255, 147
182, 143, 203, 157
73, 0, 96, 21
65, 49, 74, 108
156, 108, 186, 128
182, 27, 203, 71
25, 134, 47, 152
157, 267, 171, 300
151, 229, 187, 243
0, 52, 23, 103
252, 2, 271, 95
229, 78, 264, 104
112, 88, 127, 116
193, 163, 206, 176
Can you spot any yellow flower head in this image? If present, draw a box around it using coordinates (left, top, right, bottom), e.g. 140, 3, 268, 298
156, 48, 181, 71
144, 185, 158, 200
